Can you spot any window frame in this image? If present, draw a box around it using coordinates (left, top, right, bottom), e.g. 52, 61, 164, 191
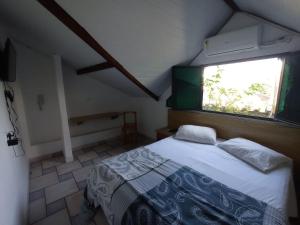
199, 54, 290, 121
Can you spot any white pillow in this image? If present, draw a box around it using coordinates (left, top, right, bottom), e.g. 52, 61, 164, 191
218, 138, 292, 172
174, 125, 217, 145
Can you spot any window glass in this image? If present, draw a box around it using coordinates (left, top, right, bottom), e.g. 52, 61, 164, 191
202, 58, 284, 118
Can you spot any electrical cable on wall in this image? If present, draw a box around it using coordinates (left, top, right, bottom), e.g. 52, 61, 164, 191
2, 81, 25, 157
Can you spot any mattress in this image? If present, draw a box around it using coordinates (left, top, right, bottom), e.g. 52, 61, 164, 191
146, 137, 298, 217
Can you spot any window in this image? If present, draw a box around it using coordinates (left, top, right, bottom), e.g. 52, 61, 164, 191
202, 58, 284, 118
169, 54, 300, 124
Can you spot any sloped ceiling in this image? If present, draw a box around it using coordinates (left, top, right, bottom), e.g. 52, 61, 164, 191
0, 0, 232, 97
235, 0, 300, 32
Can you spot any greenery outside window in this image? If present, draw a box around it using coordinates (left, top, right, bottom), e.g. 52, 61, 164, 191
202, 58, 284, 118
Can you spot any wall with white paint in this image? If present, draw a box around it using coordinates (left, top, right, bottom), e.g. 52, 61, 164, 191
16, 44, 62, 145
22, 58, 139, 159
63, 64, 136, 138
54, 56, 73, 162
134, 88, 170, 139
0, 27, 29, 225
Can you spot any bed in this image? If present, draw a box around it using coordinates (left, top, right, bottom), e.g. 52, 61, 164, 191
85, 137, 298, 225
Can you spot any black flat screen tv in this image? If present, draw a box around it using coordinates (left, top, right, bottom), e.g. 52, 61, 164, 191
0, 39, 16, 82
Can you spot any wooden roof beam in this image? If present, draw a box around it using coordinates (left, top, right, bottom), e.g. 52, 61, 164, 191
38, 0, 159, 101
77, 62, 114, 75
223, 0, 240, 11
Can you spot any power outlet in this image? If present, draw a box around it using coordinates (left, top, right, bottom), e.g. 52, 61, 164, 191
6, 132, 18, 146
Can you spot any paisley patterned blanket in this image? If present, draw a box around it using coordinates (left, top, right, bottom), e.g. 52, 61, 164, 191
86, 147, 286, 225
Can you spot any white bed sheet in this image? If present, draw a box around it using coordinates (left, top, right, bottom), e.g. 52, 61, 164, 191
146, 137, 298, 217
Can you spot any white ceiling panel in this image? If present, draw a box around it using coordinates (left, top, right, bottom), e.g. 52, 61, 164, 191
0, 0, 104, 68
235, 0, 300, 32
54, 0, 232, 95
88, 68, 147, 97
0, 0, 231, 97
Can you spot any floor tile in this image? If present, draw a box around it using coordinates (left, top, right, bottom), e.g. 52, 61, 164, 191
77, 180, 87, 191
93, 155, 110, 165
45, 179, 78, 204
65, 191, 84, 217
82, 146, 95, 153
93, 144, 111, 153
72, 166, 93, 183
28, 138, 150, 225
58, 172, 74, 182
33, 209, 71, 225
29, 198, 46, 224
43, 166, 57, 175
42, 157, 64, 169
95, 151, 110, 159
29, 189, 45, 202
46, 199, 66, 216
81, 160, 94, 167
70, 215, 95, 225
70, 215, 81, 225
122, 143, 139, 150
106, 139, 121, 148
94, 209, 108, 225
31, 161, 42, 169
57, 161, 82, 175
73, 149, 84, 158
109, 147, 127, 156
30, 172, 59, 192
77, 151, 98, 163
30, 165, 43, 178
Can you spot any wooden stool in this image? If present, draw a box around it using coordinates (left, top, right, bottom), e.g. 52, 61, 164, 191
122, 111, 137, 145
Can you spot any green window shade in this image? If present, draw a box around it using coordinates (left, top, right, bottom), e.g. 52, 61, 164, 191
167, 66, 203, 110
276, 53, 300, 124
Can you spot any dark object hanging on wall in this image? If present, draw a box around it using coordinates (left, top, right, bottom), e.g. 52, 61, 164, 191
167, 66, 203, 110
0, 39, 17, 82
276, 52, 300, 125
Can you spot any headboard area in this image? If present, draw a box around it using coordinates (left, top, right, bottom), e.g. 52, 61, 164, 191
168, 109, 300, 181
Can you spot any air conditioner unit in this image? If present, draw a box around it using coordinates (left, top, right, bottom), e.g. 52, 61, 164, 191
204, 25, 261, 56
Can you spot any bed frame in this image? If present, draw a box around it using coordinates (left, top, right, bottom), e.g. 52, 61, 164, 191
168, 109, 300, 184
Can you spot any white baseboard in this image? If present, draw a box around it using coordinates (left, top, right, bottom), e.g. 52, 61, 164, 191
28, 128, 121, 159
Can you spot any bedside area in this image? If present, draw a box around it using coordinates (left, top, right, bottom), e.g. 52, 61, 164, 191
156, 127, 177, 141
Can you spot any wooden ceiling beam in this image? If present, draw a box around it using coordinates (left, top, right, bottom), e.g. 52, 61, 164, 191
38, 0, 159, 101
223, 0, 240, 11
77, 62, 114, 75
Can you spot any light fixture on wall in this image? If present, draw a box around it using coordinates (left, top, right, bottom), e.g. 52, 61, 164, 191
37, 94, 45, 111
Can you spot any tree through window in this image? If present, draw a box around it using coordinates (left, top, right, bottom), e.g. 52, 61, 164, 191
202, 58, 284, 118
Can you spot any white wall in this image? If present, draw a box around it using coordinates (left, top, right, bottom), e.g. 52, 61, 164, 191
24, 61, 139, 159
0, 28, 29, 225
63, 64, 136, 138
16, 44, 62, 145
134, 88, 170, 139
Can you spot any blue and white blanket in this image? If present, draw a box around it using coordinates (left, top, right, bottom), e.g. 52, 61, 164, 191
86, 147, 286, 225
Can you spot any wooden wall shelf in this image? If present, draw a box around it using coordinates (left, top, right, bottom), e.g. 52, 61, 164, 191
69, 112, 123, 125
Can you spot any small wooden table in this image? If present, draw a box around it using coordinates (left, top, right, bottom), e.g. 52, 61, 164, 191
156, 127, 177, 141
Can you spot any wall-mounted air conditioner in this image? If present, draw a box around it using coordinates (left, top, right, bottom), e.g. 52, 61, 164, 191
204, 25, 261, 56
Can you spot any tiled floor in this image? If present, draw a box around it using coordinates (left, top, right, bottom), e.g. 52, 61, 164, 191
29, 136, 153, 225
